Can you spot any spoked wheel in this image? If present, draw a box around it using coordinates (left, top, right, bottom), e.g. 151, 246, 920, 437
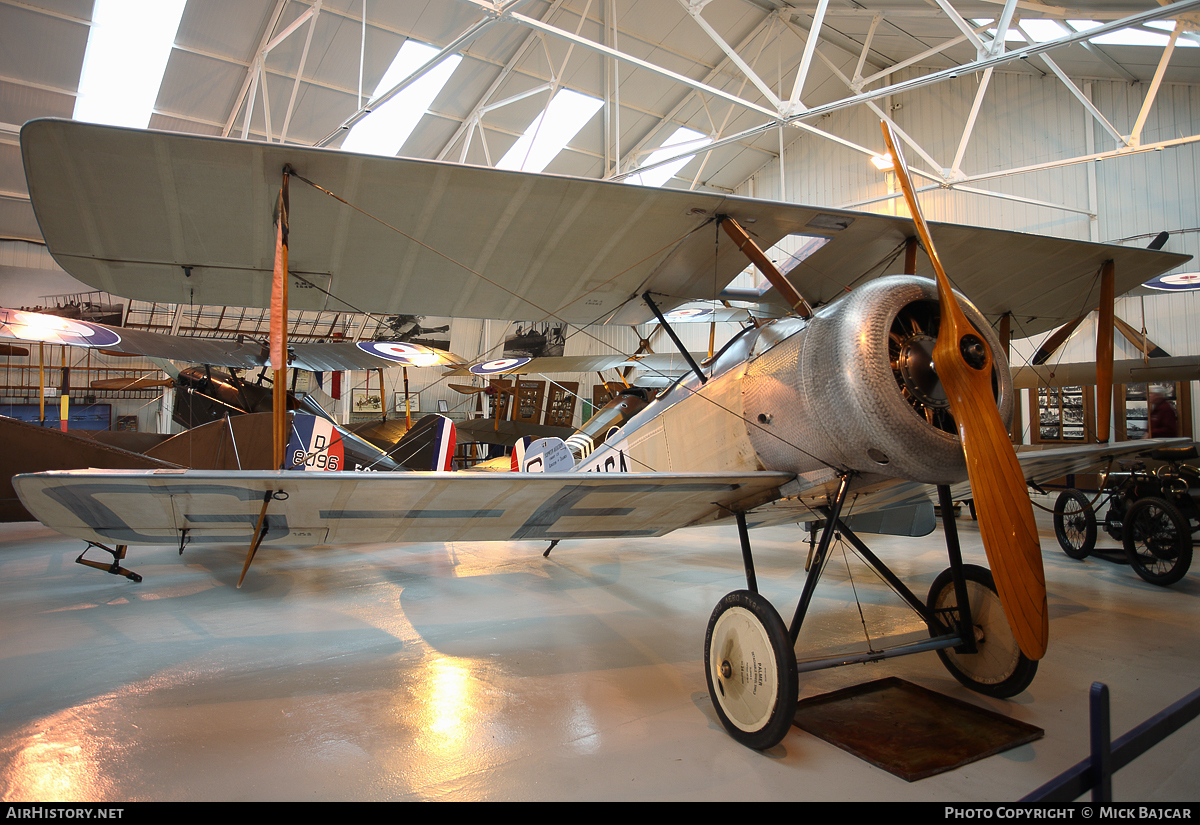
704, 590, 798, 750
1053, 489, 1096, 560
926, 565, 1037, 698
1123, 496, 1193, 586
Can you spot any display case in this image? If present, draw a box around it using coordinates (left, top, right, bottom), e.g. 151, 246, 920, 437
1030, 386, 1093, 444
544, 381, 578, 428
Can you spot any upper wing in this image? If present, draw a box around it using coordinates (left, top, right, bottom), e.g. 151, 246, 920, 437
0, 307, 463, 371
22, 119, 1189, 335
13, 468, 792, 548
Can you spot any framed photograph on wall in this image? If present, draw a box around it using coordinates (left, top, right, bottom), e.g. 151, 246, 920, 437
394, 392, 421, 414
351, 388, 383, 414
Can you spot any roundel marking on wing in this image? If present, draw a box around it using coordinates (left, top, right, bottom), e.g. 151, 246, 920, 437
470, 357, 532, 375
1144, 272, 1200, 292
356, 340, 441, 365
0, 310, 122, 348
665, 307, 713, 321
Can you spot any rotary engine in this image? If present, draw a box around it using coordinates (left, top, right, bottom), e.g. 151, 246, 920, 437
741, 275, 1014, 486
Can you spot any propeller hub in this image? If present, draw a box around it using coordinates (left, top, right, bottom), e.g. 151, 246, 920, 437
898, 334, 949, 410
959, 334, 989, 370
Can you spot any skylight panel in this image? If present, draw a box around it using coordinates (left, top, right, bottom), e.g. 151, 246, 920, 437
73, 0, 186, 128
497, 89, 603, 173
971, 19, 1025, 43
720, 234, 831, 298
1082, 23, 1169, 47
1146, 20, 1197, 46
973, 17, 1195, 48
1018, 20, 1066, 43
341, 40, 461, 157
625, 127, 713, 188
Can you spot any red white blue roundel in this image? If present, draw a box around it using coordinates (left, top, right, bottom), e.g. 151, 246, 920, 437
665, 307, 713, 321
469, 357, 532, 375
1143, 272, 1200, 292
356, 340, 442, 365
0, 309, 122, 348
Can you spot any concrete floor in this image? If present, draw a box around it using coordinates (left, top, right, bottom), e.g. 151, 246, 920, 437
0, 498, 1197, 802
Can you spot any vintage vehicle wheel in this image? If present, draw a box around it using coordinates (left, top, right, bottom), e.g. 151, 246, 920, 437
704, 590, 798, 750
1122, 496, 1193, 586
926, 565, 1038, 698
1053, 489, 1096, 560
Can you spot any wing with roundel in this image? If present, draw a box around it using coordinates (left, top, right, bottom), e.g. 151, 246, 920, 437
21, 119, 1189, 335
0, 307, 463, 372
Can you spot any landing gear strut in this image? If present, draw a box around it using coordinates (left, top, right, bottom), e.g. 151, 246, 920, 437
703, 479, 1036, 749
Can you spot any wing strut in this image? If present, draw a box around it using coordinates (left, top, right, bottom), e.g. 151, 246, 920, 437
719, 217, 814, 319
238, 490, 274, 589
642, 292, 708, 384
271, 168, 291, 469
1097, 260, 1115, 443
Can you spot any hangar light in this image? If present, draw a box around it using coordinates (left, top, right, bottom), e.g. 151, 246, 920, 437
625, 127, 713, 188
342, 41, 461, 157
497, 89, 603, 173
73, 0, 186, 128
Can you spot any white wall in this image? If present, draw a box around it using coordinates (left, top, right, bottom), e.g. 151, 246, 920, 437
739, 69, 1200, 442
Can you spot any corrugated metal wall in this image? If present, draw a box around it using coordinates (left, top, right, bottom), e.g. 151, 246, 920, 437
740, 69, 1200, 441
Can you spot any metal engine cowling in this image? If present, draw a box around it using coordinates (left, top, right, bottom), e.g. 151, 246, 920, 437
741, 275, 1013, 485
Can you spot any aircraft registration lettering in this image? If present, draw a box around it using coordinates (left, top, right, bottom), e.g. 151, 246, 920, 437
585, 449, 629, 473
580, 437, 631, 473
286, 416, 344, 472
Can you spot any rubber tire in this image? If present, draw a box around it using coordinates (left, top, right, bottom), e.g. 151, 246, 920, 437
927, 565, 1038, 698
1122, 496, 1193, 586
704, 590, 798, 750
1053, 489, 1097, 560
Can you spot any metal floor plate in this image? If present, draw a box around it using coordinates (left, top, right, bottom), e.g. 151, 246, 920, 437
792, 677, 1045, 781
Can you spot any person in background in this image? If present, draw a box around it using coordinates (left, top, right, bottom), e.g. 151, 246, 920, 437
1148, 386, 1179, 438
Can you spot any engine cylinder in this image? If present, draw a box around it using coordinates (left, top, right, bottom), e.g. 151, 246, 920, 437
741, 275, 1013, 485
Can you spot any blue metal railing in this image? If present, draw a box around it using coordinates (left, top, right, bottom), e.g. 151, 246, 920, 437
1022, 682, 1200, 802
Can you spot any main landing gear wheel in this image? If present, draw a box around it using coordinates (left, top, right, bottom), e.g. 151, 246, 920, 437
704, 590, 798, 750
1053, 489, 1097, 560
927, 565, 1037, 698
1123, 496, 1193, 586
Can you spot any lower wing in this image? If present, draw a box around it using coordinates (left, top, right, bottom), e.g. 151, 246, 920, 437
14, 438, 1186, 549
13, 469, 791, 548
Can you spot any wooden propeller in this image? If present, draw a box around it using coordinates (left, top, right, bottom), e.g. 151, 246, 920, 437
881, 123, 1047, 660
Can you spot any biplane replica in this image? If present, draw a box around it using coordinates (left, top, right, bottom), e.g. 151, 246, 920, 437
9, 118, 1192, 749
